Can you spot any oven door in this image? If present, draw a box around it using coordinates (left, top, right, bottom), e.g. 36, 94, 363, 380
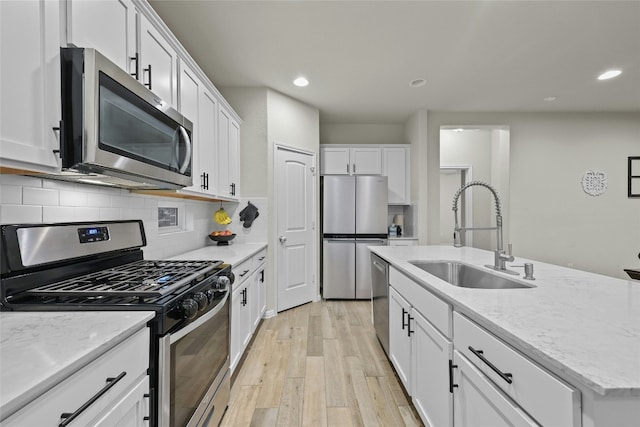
158, 291, 230, 427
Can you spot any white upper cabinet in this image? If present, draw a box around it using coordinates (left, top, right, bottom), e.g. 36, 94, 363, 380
320, 146, 382, 175
321, 144, 411, 204
383, 146, 410, 204
218, 105, 240, 200
66, 0, 137, 74
196, 88, 219, 195
139, 13, 178, 108
0, 0, 61, 172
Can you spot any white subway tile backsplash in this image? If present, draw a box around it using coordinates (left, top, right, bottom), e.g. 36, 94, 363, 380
1, 185, 22, 204
0, 205, 42, 223
87, 192, 111, 208
112, 195, 145, 209
1, 176, 266, 260
23, 187, 59, 206
60, 190, 88, 207
43, 206, 75, 223
99, 208, 121, 221
74, 207, 101, 221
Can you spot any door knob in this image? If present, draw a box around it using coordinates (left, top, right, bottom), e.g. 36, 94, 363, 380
279, 235, 287, 243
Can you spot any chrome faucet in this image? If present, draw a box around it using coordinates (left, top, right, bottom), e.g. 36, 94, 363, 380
452, 181, 518, 275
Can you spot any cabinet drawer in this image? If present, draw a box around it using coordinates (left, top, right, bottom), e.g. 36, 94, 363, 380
252, 248, 267, 269
3, 327, 149, 427
453, 312, 580, 427
232, 258, 252, 289
390, 267, 451, 338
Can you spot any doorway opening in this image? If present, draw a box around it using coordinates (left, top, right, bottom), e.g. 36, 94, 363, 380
440, 126, 510, 251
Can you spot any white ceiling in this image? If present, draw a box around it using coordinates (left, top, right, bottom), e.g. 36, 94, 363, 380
149, 0, 640, 124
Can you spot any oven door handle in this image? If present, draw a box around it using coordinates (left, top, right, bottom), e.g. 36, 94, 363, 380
169, 290, 229, 344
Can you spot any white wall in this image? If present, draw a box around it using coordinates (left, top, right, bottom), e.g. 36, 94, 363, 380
320, 123, 404, 145
220, 87, 321, 311
0, 175, 217, 260
424, 112, 640, 279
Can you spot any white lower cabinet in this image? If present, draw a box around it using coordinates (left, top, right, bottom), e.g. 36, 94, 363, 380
230, 247, 268, 374
230, 277, 252, 374
412, 309, 453, 427
389, 286, 412, 389
453, 312, 580, 427
2, 328, 150, 427
452, 350, 537, 427
389, 285, 453, 427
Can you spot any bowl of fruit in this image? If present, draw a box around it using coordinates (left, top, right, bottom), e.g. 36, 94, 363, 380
208, 230, 236, 245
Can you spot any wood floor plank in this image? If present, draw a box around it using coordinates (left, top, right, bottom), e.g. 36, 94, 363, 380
398, 405, 423, 427
285, 326, 307, 378
250, 408, 278, 427
345, 356, 379, 427
307, 314, 324, 356
276, 377, 304, 427
302, 356, 328, 426
255, 340, 291, 408
366, 376, 405, 426
323, 338, 349, 407
220, 384, 261, 427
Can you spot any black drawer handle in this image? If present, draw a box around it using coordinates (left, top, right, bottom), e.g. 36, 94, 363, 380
239, 269, 250, 277
59, 371, 127, 426
407, 314, 414, 337
468, 346, 513, 384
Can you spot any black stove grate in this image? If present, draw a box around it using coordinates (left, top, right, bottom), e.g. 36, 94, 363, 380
24, 260, 223, 299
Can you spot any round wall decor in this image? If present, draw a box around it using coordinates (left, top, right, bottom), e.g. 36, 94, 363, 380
581, 170, 608, 196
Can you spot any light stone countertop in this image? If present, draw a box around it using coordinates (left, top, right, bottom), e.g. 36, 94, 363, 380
166, 242, 267, 266
370, 245, 640, 397
0, 311, 154, 421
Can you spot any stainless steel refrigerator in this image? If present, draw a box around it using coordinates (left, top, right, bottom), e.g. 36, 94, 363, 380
322, 175, 388, 299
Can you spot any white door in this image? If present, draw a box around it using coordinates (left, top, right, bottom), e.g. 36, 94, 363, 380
276, 147, 316, 312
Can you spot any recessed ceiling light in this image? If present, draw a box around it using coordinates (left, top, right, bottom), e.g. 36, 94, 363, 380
293, 77, 309, 87
597, 69, 622, 80
409, 78, 426, 88
544, 96, 557, 102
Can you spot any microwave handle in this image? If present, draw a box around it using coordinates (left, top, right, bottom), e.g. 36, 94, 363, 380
178, 126, 192, 174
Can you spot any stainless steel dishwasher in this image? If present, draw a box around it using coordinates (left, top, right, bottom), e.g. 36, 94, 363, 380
371, 253, 390, 356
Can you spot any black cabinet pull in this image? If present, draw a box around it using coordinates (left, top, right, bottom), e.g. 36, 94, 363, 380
242, 288, 247, 306
468, 346, 513, 384
449, 359, 458, 393
201, 172, 209, 190
239, 269, 250, 278
407, 314, 414, 337
260, 270, 264, 283
130, 53, 139, 80
401, 308, 408, 330
143, 64, 152, 90
59, 371, 127, 426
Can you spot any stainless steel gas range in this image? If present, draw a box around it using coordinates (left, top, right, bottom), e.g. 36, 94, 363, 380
0, 220, 233, 427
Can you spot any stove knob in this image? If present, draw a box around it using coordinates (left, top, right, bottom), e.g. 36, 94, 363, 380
214, 276, 231, 290
180, 299, 198, 320
193, 292, 208, 311
205, 288, 216, 303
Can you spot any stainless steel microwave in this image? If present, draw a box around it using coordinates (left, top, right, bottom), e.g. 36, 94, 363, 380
58, 47, 192, 189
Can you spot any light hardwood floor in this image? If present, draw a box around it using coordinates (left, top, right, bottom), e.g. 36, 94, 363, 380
219, 300, 423, 427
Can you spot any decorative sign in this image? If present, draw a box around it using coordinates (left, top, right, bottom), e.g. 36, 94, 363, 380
581, 170, 608, 196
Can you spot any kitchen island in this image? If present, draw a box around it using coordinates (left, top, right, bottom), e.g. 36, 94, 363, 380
370, 245, 639, 426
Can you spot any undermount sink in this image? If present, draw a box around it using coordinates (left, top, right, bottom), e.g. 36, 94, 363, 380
409, 260, 535, 289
